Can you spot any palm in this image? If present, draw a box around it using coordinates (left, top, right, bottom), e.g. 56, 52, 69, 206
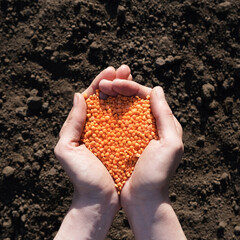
55, 65, 133, 199
98, 79, 183, 201
59, 144, 115, 197
122, 139, 182, 198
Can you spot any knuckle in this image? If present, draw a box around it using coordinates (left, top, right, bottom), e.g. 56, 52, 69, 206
54, 140, 65, 158
163, 102, 173, 115
59, 130, 63, 138
54, 144, 59, 157
175, 140, 184, 154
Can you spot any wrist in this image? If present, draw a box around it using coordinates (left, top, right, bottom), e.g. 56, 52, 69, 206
72, 189, 120, 213
121, 180, 169, 210
54, 191, 120, 240
121, 191, 171, 240
121, 186, 186, 240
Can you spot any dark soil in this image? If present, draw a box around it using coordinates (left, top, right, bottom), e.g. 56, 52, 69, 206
0, 0, 240, 239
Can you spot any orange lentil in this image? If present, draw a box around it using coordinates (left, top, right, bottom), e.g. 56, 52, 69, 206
83, 93, 88, 99
81, 89, 158, 193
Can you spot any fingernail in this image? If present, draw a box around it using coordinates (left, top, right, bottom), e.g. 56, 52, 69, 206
155, 87, 162, 98
73, 93, 78, 106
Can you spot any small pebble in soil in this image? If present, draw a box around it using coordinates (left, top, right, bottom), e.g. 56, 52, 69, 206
16, 107, 27, 117
196, 136, 205, 147
234, 225, 240, 236
117, 6, 126, 25
165, 55, 174, 64
196, 97, 202, 107
233, 204, 239, 214
29, 89, 38, 96
217, 221, 227, 235
155, 57, 166, 67
3, 166, 15, 177
3, 218, 12, 228
12, 210, 20, 218
223, 78, 234, 90
21, 214, 27, 222
209, 100, 218, 110
42, 102, 49, 111
89, 41, 101, 51
234, 64, 240, 78
223, 97, 233, 114
34, 150, 44, 160
216, 1, 232, 13
202, 83, 215, 100
179, 117, 187, 126
27, 96, 42, 110
12, 153, 25, 164
135, 74, 144, 84
170, 192, 177, 202
48, 167, 57, 176
220, 172, 229, 182
32, 162, 40, 172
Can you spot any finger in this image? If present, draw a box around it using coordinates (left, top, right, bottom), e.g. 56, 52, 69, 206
59, 93, 86, 143
59, 108, 74, 138
99, 80, 118, 96
112, 79, 152, 98
116, 64, 131, 79
173, 116, 183, 138
99, 65, 132, 97
127, 74, 133, 80
99, 69, 133, 96
150, 87, 178, 140
83, 66, 116, 97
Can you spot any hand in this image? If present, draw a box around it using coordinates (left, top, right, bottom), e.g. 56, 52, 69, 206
54, 66, 118, 202
54, 66, 132, 240
99, 79, 183, 199
122, 86, 184, 201
99, 79, 186, 239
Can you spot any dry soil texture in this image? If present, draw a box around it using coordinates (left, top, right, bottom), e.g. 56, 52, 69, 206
0, 0, 240, 239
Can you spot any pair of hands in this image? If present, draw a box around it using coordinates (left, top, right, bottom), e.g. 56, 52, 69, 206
54, 65, 185, 239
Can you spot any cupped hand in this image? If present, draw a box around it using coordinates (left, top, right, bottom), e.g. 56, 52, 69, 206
54, 65, 132, 205
99, 79, 184, 204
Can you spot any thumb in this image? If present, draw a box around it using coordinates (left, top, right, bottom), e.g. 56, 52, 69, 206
59, 93, 86, 143
150, 86, 178, 140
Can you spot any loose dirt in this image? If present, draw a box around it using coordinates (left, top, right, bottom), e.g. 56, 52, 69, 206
0, 0, 239, 239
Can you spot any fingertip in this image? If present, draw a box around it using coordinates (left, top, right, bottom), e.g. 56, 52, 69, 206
118, 64, 130, 71
151, 86, 172, 117
150, 86, 178, 139
103, 66, 116, 80
73, 92, 82, 106
151, 86, 165, 101
106, 66, 116, 73
59, 93, 87, 143
127, 74, 133, 80
72, 94, 87, 125
83, 67, 116, 97
107, 66, 115, 70
116, 64, 131, 79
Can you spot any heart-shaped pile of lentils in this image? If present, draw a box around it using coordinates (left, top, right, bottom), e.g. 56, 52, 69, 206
81, 90, 158, 194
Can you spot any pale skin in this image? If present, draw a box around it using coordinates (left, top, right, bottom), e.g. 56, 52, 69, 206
54, 65, 187, 240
